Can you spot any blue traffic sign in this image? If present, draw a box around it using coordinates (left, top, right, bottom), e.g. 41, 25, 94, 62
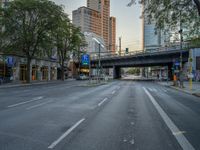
174, 61, 180, 66
81, 54, 90, 66
7, 56, 14, 67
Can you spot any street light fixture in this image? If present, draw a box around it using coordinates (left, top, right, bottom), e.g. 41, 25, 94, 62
92, 38, 105, 83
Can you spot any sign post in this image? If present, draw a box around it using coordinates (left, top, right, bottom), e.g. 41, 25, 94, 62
189, 50, 193, 91
81, 54, 90, 81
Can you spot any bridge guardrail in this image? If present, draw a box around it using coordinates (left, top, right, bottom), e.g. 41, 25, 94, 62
90, 47, 189, 60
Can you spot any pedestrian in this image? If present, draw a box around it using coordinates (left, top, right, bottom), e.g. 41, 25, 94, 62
157, 74, 159, 80
173, 74, 177, 86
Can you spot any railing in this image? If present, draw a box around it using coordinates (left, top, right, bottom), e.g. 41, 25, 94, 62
90, 47, 189, 60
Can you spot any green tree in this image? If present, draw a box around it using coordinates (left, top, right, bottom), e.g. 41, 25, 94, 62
129, 0, 200, 40
1, 0, 63, 83
127, 68, 140, 75
53, 16, 86, 80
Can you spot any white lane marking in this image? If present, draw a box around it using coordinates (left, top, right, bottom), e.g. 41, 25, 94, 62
112, 90, 116, 94
48, 118, 85, 149
148, 88, 153, 92
173, 131, 186, 136
98, 98, 108, 107
26, 100, 53, 110
161, 89, 168, 93
130, 139, 135, 145
143, 87, 195, 150
153, 88, 158, 92
8, 96, 44, 108
164, 89, 168, 93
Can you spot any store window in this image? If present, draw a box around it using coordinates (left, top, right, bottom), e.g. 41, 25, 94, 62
32, 65, 38, 81
41, 66, 48, 80
20, 64, 27, 81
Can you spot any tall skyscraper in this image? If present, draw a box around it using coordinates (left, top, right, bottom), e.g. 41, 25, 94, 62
72, 7, 101, 37
87, 0, 110, 50
143, 1, 164, 51
109, 17, 116, 54
73, 0, 116, 53
1, 0, 8, 8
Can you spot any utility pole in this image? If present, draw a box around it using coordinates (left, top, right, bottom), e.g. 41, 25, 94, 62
179, 10, 184, 88
98, 43, 101, 83
189, 49, 193, 91
119, 37, 122, 56
78, 45, 80, 76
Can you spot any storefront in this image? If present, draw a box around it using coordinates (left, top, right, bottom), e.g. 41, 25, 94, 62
51, 67, 56, 80
32, 65, 39, 81
0, 62, 5, 79
41, 66, 48, 80
0, 55, 59, 83
20, 64, 27, 81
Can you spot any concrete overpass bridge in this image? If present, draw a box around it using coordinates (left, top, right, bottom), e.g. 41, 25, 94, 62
90, 49, 189, 79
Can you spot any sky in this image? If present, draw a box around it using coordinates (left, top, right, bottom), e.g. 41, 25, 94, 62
53, 0, 143, 51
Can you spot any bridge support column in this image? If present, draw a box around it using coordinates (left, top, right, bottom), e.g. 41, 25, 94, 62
168, 64, 173, 81
113, 66, 121, 79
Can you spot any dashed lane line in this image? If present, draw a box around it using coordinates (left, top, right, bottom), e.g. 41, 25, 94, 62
26, 100, 53, 110
7, 96, 44, 108
48, 118, 85, 149
112, 90, 116, 94
98, 98, 108, 107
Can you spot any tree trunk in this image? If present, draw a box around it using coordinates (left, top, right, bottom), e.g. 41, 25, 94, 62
26, 58, 31, 83
61, 66, 65, 81
61, 60, 65, 81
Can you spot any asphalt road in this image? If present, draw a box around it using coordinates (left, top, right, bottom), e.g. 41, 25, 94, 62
0, 80, 200, 150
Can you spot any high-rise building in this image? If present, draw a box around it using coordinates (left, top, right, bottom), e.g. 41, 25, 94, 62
72, 7, 101, 37
87, 0, 110, 50
73, 0, 116, 53
1, 0, 9, 8
109, 17, 116, 54
143, 1, 164, 51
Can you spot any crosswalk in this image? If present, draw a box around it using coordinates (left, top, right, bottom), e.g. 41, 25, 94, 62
147, 87, 168, 93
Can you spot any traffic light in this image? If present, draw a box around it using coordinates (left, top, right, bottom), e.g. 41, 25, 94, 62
125, 48, 129, 54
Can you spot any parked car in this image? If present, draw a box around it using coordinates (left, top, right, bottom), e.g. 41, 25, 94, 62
76, 74, 89, 80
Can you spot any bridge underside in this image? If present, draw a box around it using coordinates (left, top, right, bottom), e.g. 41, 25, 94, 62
91, 50, 189, 79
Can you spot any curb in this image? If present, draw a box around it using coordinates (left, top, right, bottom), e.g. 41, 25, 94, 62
170, 86, 200, 97
0, 80, 73, 89
161, 85, 200, 97
169, 86, 193, 95
78, 82, 108, 87
157, 82, 200, 97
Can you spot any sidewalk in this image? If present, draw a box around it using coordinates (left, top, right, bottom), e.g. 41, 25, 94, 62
0, 79, 76, 89
157, 81, 200, 97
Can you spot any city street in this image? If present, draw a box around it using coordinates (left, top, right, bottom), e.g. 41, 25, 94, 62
0, 80, 200, 150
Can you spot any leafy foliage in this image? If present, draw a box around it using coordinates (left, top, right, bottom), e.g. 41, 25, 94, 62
0, 0, 85, 82
131, 0, 200, 41
51, 9, 86, 80
127, 68, 140, 75
1, 0, 63, 57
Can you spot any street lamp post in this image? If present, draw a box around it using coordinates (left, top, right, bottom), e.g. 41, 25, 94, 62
93, 38, 105, 83
98, 43, 101, 83
179, 10, 184, 88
